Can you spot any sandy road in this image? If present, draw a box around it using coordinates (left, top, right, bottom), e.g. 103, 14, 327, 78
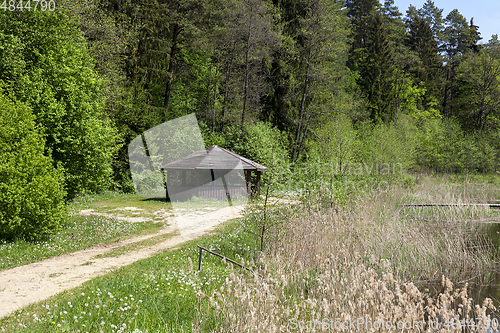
0, 205, 245, 318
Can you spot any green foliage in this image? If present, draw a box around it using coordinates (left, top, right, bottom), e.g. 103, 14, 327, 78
475, 134, 497, 173
223, 122, 291, 192
414, 117, 498, 173
296, 114, 359, 204
405, 15, 443, 109
443, 9, 481, 59
0, 10, 120, 198
396, 74, 441, 124
267, 0, 354, 163
297, 114, 421, 204
0, 90, 66, 240
347, 0, 398, 122
397, 74, 425, 113
58, 0, 136, 112
454, 47, 500, 132
309, 114, 358, 176
200, 121, 225, 147
357, 114, 418, 172
402, 176, 416, 189
416, 117, 446, 171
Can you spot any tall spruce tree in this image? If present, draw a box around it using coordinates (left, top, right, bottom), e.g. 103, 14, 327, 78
406, 16, 442, 109
262, 0, 310, 134
442, 9, 483, 116
347, 0, 396, 122
417, 0, 445, 46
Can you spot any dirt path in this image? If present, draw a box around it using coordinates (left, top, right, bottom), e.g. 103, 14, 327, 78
0, 205, 245, 319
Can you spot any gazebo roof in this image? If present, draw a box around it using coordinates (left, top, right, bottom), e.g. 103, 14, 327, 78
160, 145, 268, 171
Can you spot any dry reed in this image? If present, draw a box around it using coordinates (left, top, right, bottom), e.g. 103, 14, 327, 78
197, 181, 500, 332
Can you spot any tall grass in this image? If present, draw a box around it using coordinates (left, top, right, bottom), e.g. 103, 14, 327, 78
2, 178, 499, 332
198, 179, 500, 332
363, 185, 499, 284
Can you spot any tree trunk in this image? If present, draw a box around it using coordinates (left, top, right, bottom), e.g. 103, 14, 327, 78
212, 62, 219, 132
241, 18, 253, 132
205, 65, 212, 125
220, 47, 235, 134
296, 114, 312, 163
443, 65, 450, 115
163, 23, 182, 120
477, 96, 485, 133
292, 49, 311, 163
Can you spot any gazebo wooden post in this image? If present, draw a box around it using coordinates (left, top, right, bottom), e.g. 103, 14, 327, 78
245, 170, 252, 197
181, 170, 186, 186
256, 171, 261, 196
196, 170, 200, 197
163, 169, 170, 201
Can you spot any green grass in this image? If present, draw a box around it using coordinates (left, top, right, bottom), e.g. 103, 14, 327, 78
0, 216, 256, 332
70, 191, 173, 213
70, 191, 249, 214
93, 233, 178, 259
0, 190, 252, 273
0, 215, 166, 271
0, 192, 176, 272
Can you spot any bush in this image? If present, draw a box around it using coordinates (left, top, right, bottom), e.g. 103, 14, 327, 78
0, 11, 120, 198
415, 117, 495, 173
308, 114, 358, 177
475, 132, 497, 173
223, 122, 291, 193
357, 114, 418, 173
0, 90, 66, 240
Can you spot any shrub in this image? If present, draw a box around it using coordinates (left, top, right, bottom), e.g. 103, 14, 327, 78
357, 114, 418, 173
308, 114, 358, 177
0, 90, 66, 240
224, 122, 291, 193
475, 133, 496, 173
415, 117, 494, 173
0, 11, 120, 198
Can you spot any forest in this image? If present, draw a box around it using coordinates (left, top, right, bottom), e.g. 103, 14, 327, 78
3, 1, 500, 332
1, 0, 500, 239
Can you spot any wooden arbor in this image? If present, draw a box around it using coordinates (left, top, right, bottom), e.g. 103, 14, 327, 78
160, 145, 267, 200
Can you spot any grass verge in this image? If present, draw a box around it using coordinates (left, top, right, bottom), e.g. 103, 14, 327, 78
0, 215, 256, 332
0, 215, 166, 271
93, 233, 178, 259
0, 192, 173, 271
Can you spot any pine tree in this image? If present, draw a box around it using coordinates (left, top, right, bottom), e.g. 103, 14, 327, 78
416, 0, 445, 46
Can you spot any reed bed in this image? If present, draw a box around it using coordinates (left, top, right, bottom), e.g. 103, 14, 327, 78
198, 180, 500, 332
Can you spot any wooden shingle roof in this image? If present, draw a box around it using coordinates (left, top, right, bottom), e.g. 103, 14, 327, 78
160, 145, 268, 171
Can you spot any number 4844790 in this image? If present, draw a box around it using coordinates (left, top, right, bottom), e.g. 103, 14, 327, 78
1, 0, 56, 11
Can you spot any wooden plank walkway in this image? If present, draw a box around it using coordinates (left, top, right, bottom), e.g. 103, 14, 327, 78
402, 203, 500, 208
